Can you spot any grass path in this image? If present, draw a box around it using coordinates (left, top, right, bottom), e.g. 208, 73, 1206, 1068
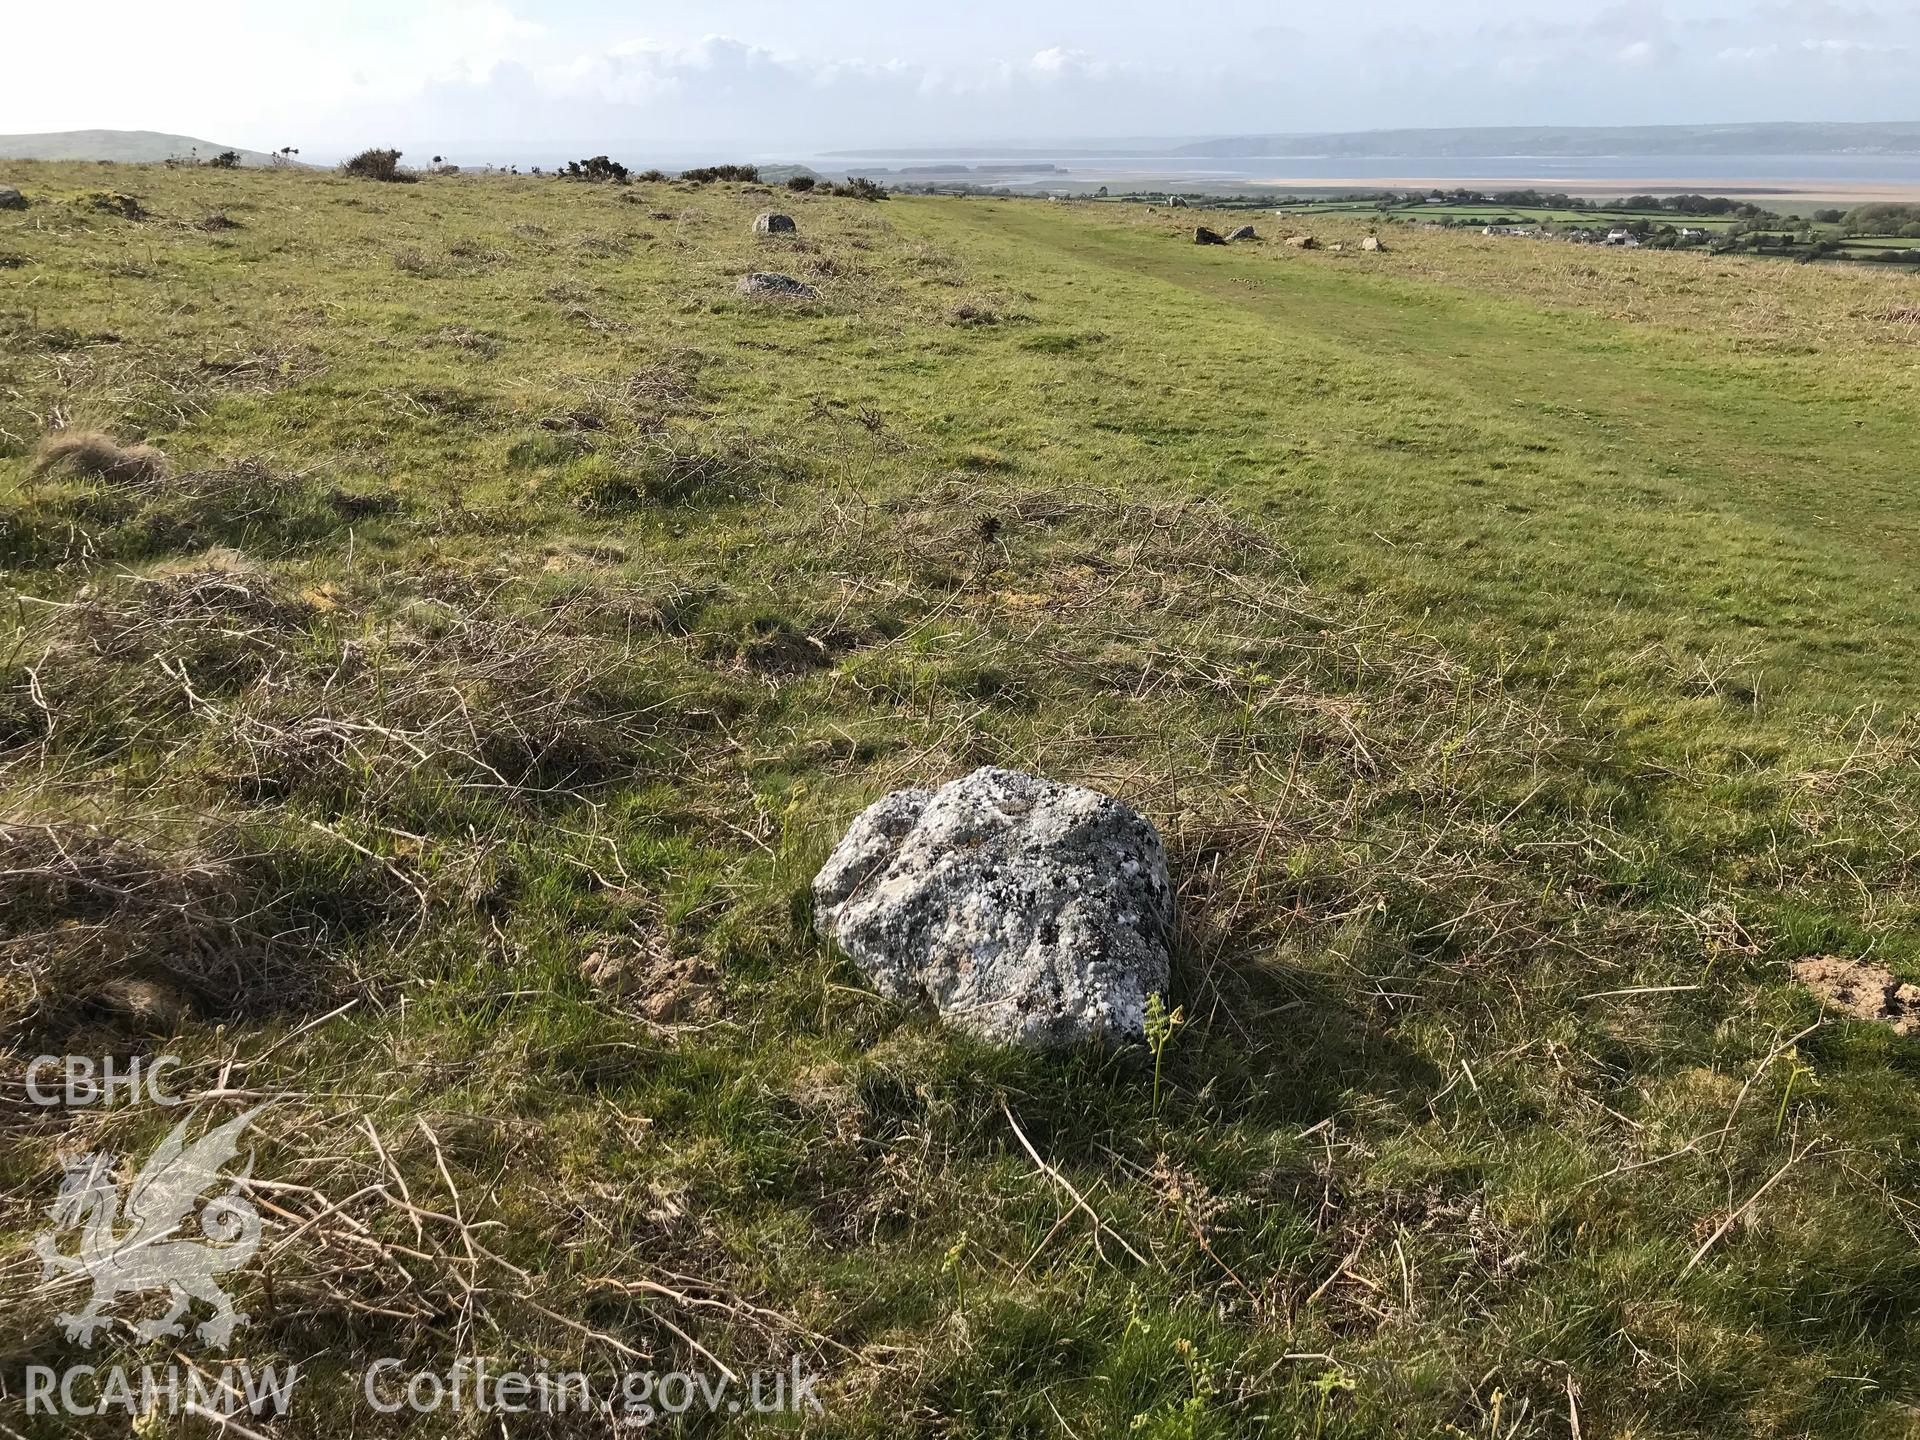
896, 199, 1920, 729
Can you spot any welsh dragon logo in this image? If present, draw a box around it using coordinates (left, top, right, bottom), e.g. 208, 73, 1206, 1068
33, 1106, 266, 1348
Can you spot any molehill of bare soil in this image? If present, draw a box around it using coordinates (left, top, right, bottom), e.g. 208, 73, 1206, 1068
1792, 954, 1920, 1034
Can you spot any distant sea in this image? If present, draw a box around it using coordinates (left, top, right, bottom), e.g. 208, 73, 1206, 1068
789, 150, 1920, 197
417, 144, 1920, 201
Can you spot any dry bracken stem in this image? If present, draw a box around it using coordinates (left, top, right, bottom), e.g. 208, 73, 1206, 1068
1683, 1140, 1824, 1276
1001, 1098, 1149, 1268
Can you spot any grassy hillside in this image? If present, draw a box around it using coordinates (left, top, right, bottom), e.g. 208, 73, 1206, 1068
4, 161, 1920, 1437
0, 130, 278, 165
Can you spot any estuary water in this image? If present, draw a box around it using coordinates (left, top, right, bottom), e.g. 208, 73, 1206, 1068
794, 149, 1920, 198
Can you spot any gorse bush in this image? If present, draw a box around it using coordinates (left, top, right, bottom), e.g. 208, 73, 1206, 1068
561, 155, 630, 183
680, 164, 761, 184
786, 175, 817, 192
343, 148, 415, 183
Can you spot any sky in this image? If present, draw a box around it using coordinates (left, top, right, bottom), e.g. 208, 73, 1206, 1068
3, 1, 1917, 161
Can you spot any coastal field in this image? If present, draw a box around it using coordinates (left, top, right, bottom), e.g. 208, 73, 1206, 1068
1276, 198, 1753, 228
4, 161, 1920, 1437
1247, 176, 1920, 206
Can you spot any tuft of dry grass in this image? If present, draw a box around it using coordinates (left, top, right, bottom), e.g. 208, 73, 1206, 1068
948, 299, 1001, 326
84, 191, 146, 220
0, 815, 386, 1043
29, 428, 169, 486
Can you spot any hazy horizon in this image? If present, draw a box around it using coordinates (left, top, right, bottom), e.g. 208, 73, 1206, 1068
4, 2, 1918, 160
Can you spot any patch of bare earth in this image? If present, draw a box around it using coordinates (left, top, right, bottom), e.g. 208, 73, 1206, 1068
580, 930, 716, 1024
1792, 954, 1920, 1034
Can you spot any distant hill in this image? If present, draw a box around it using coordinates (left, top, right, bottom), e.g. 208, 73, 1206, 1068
0, 129, 280, 165
1173, 122, 1920, 159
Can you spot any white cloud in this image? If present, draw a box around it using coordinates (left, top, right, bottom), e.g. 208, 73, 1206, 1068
1, 1, 1915, 154
1800, 35, 1910, 52
1027, 46, 1113, 78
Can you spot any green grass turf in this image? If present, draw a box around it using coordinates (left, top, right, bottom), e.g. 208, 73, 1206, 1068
4, 163, 1920, 1437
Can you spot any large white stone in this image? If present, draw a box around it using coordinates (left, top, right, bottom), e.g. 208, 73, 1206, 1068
813, 768, 1174, 1049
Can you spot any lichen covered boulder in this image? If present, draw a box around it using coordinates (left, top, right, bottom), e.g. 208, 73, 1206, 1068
753, 212, 798, 235
737, 271, 816, 299
813, 767, 1174, 1049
